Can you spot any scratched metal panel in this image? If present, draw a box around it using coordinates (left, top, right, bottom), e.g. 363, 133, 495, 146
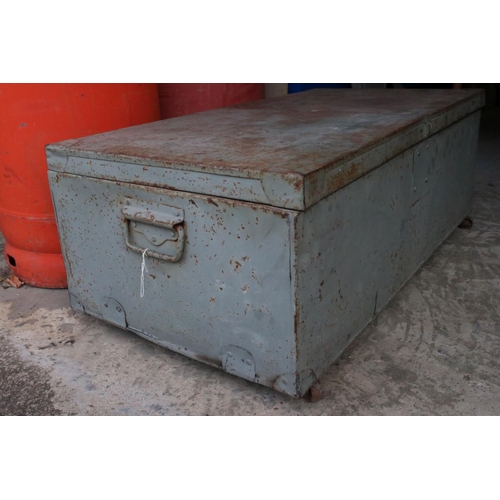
49, 172, 298, 390
294, 151, 414, 381
408, 112, 481, 273
293, 113, 481, 383
46, 89, 484, 211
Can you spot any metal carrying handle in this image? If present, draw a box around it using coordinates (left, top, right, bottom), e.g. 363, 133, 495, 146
122, 200, 185, 263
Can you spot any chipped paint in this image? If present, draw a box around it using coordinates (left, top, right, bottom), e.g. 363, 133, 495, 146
46, 89, 484, 211
47, 92, 483, 398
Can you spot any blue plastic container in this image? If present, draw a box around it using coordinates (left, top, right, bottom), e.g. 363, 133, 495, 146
288, 83, 351, 94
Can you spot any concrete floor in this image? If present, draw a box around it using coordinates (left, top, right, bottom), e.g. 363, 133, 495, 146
1, 111, 500, 416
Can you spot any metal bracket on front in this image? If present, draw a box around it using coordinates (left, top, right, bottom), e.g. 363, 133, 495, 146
221, 345, 256, 381
101, 297, 127, 329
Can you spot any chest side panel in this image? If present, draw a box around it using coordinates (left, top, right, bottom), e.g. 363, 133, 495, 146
49, 172, 298, 388
295, 150, 415, 378
294, 112, 481, 381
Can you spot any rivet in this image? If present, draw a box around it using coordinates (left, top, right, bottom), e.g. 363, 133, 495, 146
116, 307, 122, 312
104, 303, 108, 307
151, 236, 156, 242
413, 187, 417, 192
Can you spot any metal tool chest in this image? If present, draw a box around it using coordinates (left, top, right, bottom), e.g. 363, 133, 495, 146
47, 89, 484, 397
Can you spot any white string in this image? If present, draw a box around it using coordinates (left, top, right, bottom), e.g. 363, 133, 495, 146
140, 248, 149, 298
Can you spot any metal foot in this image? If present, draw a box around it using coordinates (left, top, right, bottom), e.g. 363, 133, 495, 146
306, 381, 324, 402
458, 217, 473, 229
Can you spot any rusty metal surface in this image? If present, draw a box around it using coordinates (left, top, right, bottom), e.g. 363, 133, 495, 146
47, 89, 484, 210
49, 172, 300, 393
46, 97, 483, 398
293, 112, 481, 383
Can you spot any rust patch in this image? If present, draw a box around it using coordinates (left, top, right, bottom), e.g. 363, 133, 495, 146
230, 259, 242, 272
294, 309, 300, 337
292, 176, 303, 192
207, 198, 219, 207
326, 161, 362, 193
51, 89, 481, 176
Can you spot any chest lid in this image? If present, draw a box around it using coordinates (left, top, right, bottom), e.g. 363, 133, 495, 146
46, 89, 484, 211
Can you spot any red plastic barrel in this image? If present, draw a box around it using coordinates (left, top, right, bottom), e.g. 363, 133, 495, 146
158, 84, 264, 119
0, 84, 160, 288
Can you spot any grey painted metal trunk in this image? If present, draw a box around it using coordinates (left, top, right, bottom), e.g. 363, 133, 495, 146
46, 89, 484, 397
